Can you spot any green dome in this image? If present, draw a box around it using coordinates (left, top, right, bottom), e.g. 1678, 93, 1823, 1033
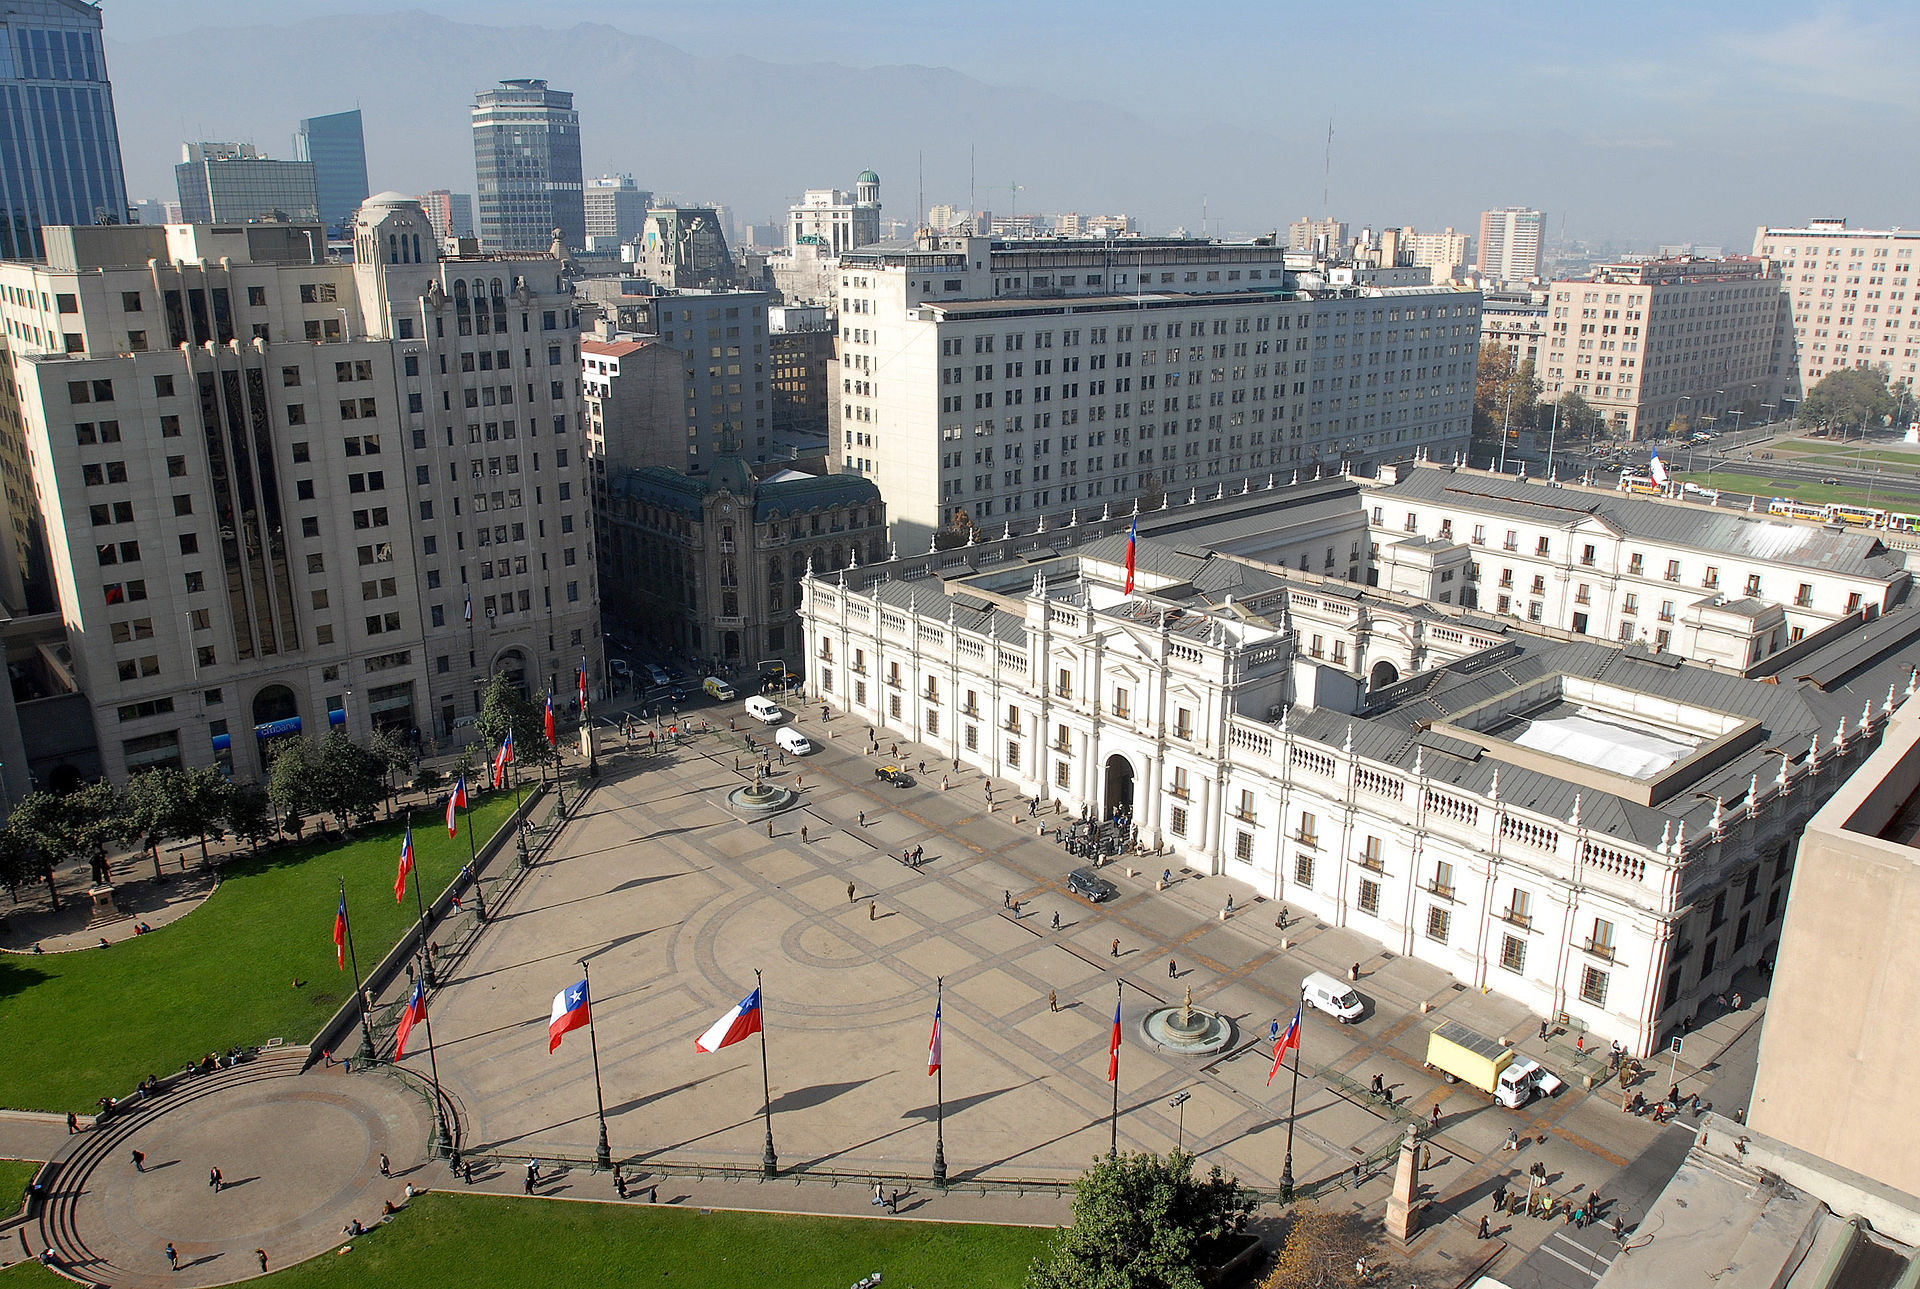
857, 169, 879, 185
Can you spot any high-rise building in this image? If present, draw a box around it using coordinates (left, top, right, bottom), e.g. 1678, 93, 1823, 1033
584, 175, 650, 247
1539, 256, 1780, 440
174, 143, 319, 225
0, 0, 130, 260
786, 172, 880, 255
634, 207, 733, 291
768, 304, 833, 449
1288, 216, 1348, 256
472, 79, 584, 253
832, 233, 1479, 552
417, 190, 476, 241
0, 204, 600, 780
294, 109, 369, 238
1753, 218, 1920, 400
1401, 227, 1470, 280
1477, 207, 1543, 282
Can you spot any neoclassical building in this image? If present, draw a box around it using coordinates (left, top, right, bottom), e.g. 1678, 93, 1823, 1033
801, 484, 1920, 1055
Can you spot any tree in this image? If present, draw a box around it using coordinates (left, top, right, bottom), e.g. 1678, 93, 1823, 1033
1801, 366, 1896, 434
176, 767, 233, 867
474, 673, 556, 775
123, 767, 184, 881
7, 782, 129, 910
1026, 1149, 1253, 1289
1258, 1205, 1377, 1289
225, 784, 276, 854
367, 726, 412, 814
0, 827, 33, 905
265, 737, 317, 834
310, 732, 386, 831
1475, 343, 1542, 435
1555, 390, 1605, 441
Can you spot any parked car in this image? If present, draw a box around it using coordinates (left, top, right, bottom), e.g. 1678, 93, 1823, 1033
1067, 867, 1119, 903
608, 659, 631, 680
873, 765, 913, 787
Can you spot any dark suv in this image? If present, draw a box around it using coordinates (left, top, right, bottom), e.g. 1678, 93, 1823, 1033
1067, 867, 1119, 903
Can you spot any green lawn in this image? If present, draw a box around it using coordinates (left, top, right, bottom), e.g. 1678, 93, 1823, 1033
0, 1158, 39, 1206
0, 795, 518, 1113
0, 1262, 62, 1285
1673, 470, 1920, 515
1771, 440, 1920, 468
261, 1192, 1050, 1289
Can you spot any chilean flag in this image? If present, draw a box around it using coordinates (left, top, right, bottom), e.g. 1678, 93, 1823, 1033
548, 978, 591, 1053
395, 980, 427, 1058
1649, 451, 1669, 488
695, 987, 763, 1053
1266, 1008, 1301, 1087
1124, 517, 1138, 594
544, 692, 556, 747
492, 730, 514, 788
446, 777, 467, 839
578, 657, 589, 715
927, 1001, 942, 1076
393, 826, 414, 904
332, 895, 347, 970
1107, 994, 1122, 1083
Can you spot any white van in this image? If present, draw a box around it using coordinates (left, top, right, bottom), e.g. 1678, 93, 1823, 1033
775, 726, 812, 755
743, 695, 783, 724
1301, 971, 1364, 1023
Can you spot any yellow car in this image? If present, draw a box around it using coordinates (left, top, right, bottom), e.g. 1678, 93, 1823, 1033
874, 765, 913, 787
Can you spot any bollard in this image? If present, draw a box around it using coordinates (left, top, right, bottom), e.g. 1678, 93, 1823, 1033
1280, 937, 1289, 949
1420, 1000, 1431, 1013
1126, 867, 1136, 878
1157, 880, 1166, 892
1218, 909, 1228, 921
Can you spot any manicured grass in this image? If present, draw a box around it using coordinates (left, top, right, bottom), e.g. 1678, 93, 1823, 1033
261, 1192, 1050, 1289
0, 1261, 62, 1285
0, 1158, 40, 1207
1772, 440, 1920, 468
1672, 470, 1920, 515
0, 795, 518, 1114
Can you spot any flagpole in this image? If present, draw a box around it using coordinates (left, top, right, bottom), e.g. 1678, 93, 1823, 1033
757, 968, 778, 1178
404, 813, 437, 989
579, 957, 613, 1169
509, 736, 530, 869
339, 878, 374, 1058
412, 975, 453, 1154
1109, 979, 1121, 1157
932, 976, 947, 1188
460, 784, 487, 922
1280, 1024, 1302, 1199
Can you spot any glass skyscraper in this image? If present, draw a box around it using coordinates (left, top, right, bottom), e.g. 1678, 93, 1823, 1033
471, 79, 583, 253
294, 109, 369, 237
174, 142, 318, 225
0, 0, 129, 260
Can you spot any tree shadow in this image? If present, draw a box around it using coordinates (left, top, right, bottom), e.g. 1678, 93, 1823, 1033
0, 958, 52, 1003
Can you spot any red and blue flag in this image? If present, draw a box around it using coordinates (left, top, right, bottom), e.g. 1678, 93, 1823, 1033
395, 979, 426, 1058
695, 987, 763, 1053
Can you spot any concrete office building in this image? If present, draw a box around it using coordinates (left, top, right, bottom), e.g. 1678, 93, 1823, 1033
635, 207, 733, 291
1288, 217, 1348, 257
801, 478, 1919, 1055
294, 109, 370, 238
174, 143, 318, 226
1753, 218, 1920, 400
0, 202, 599, 781
1365, 468, 1908, 668
1539, 256, 1780, 440
1402, 227, 1471, 281
787, 172, 880, 256
582, 332, 681, 475
600, 456, 881, 671
472, 79, 584, 254
1477, 207, 1543, 283
1480, 288, 1548, 367
1748, 697, 1920, 1200
418, 190, 476, 241
769, 303, 833, 450
584, 174, 649, 248
1057, 213, 1138, 237
0, 0, 130, 260
831, 232, 1479, 552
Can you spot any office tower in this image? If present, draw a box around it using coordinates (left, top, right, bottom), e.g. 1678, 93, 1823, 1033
1288, 216, 1348, 256
1753, 218, 1920, 400
832, 234, 1479, 552
0, 0, 130, 259
786, 171, 880, 254
174, 143, 319, 225
294, 109, 370, 237
1539, 256, 1780, 439
133, 199, 167, 225
633, 207, 733, 290
0, 204, 599, 780
584, 175, 650, 246
1477, 207, 1543, 282
1401, 227, 1470, 279
472, 79, 584, 253
420, 190, 477, 241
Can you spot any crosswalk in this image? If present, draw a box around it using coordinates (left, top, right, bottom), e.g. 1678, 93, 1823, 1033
1533, 1228, 1616, 1285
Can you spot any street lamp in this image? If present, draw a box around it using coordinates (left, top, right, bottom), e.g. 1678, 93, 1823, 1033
1168, 1090, 1191, 1152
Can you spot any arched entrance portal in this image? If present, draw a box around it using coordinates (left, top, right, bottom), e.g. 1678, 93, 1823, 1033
1369, 659, 1400, 690
1103, 754, 1135, 824
493, 648, 530, 697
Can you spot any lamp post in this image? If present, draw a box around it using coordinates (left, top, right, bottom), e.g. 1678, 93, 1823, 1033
1497, 384, 1515, 475
1168, 1090, 1191, 1153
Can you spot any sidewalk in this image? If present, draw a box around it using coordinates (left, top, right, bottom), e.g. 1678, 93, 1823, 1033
0, 1110, 71, 1163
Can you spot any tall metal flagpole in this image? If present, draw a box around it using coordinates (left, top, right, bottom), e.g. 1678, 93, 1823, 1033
507, 735, 530, 868
1109, 979, 1121, 1157
1280, 1024, 1302, 1199
404, 815, 437, 989
412, 969, 453, 1153
579, 958, 613, 1168
338, 878, 374, 1057
932, 977, 947, 1187
757, 969, 778, 1178
459, 783, 486, 922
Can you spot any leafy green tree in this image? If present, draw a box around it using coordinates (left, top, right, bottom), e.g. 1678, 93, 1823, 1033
224, 783, 276, 854
265, 737, 317, 834
7, 782, 129, 909
1026, 1149, 1253, 1289
1555, 390, 1605, 440
176, 767, 233, 866
1475, 343, 1543, 434
0, 827, 33, 904
367, 727, 412, 815
1801, 366, 1896, 433
310, 731, 386, 831
474, 673, 556, 776
123, 767, 184, 881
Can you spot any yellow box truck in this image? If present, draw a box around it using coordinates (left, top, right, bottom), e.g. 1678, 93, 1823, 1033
1425, 1022, 1563, 1109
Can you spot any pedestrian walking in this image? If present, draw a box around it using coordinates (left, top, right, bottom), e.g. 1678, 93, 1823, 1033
66, 1112, 77, 1134
848, 881, 857, 903
462, 1162, 474, 1186
869, 903, 877, 921
1493, 1183, 1507, 1211
209, 1167, 222, 1192
1539, 1019, 1549, 1041
1051, 911, 1061, 930
379, 1153, 391, 1177
1111, 938, 1120, 958
858, 810, 866, 827
1612, 1215, 1626, 1240
1225, 894, 1234, 914
888, 1189, 900, 1213
1430, 1104, 1441, 1131
165, 1242, 177, 1271
1478, 1214, 1491, 1240
873, 1182, 884, 1206
614, 1168, 627, 1199
801, 825, 809, 843
255, 1249, 268, 1273
1169, 958, 1178, 979
1668, 1082, 1680, 1106
1504, 1129, 1519, 1151
131, 1150, 145, 1172
523, 1171, 535, 1195
647, 1184, 659, 1203
1049, 989, 1058, 1012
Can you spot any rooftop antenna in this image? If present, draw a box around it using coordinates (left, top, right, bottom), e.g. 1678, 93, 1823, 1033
918, 150, 924, 232
1322, 120, 1333, 217
969, 143, 975, 224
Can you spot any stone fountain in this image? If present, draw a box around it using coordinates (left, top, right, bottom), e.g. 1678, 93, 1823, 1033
1139, 986, 1234, 1056
726, 763, 795, 817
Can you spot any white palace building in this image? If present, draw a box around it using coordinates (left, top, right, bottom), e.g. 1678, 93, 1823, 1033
800, 469, 1920, 1055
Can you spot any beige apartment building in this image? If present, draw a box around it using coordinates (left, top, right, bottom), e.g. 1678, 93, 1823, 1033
1753, 218, 1920, 401
0, 202, 600, 782
1402, 227, 1470, 281
1540, 256, 1780, 440
1477, 207, 1542, 283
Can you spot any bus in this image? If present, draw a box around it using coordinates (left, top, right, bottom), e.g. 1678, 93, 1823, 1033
1618, 474, 1662, 496
1830, 504, 1887, 527
1768, 498, 1832, 522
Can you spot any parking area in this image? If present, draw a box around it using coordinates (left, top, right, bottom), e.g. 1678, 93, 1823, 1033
418, 699, 1737, 1249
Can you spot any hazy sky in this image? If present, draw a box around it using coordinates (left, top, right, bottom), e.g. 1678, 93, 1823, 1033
104, 1, 1920, 248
